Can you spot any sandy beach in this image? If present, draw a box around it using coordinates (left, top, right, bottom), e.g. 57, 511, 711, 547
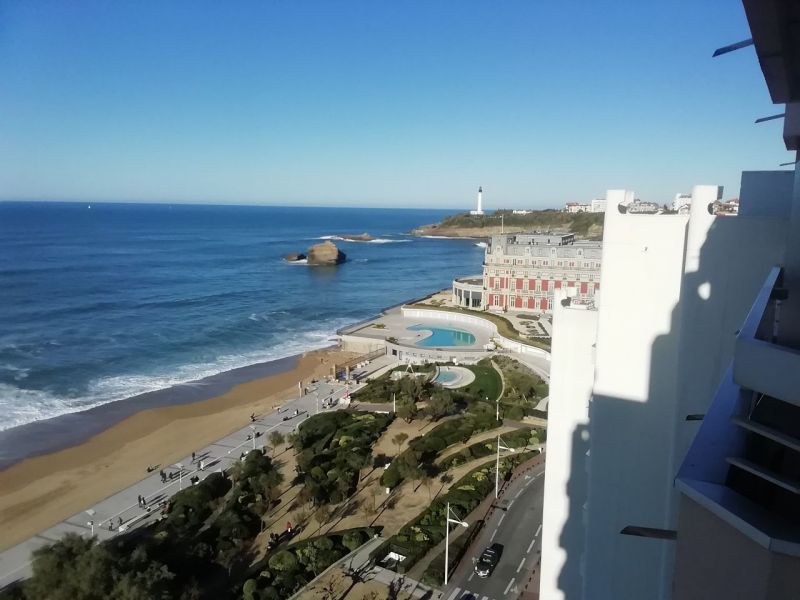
0, 346, 353, 552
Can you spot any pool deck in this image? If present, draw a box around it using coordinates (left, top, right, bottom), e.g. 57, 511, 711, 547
344, 307, 493, 350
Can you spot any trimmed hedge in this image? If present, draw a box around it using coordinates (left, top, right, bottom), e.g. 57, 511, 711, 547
437, 428, 542, 471
297, 411, 391, 504
380, 414, 501, 488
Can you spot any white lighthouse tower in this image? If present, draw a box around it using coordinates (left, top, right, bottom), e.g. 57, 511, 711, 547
470, 186, 485, 215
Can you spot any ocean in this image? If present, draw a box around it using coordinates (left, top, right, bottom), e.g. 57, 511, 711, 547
0, 202, 483, 442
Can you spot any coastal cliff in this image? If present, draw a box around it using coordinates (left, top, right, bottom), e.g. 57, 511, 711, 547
412, 209, 604, 240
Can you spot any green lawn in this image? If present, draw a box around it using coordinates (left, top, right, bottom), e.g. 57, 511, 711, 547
462, 361, 503, 402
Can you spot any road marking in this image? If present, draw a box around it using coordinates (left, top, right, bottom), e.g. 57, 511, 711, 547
526, 537, 536, 554
480, 596, 489, 600
514, 488, 523, 499
490, 528, 498, 542
468, 572, 475, 582
445, 587, 461, 600
516, 557, 526, 573
504, 577, 516, 595
497, 513, 505, 526
508, 500, 514, 508
535, 524, 542, 537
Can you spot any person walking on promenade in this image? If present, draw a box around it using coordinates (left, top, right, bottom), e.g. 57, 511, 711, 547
191, 451, 196, 463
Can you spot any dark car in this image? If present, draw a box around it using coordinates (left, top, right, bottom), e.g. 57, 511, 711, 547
474, 543, 502, 578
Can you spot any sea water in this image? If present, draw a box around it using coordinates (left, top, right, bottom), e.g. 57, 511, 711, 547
0, 202, 483, 434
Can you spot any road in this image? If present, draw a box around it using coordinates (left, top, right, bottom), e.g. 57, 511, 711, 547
0, 376, 364, 589
443, 462, 545, 600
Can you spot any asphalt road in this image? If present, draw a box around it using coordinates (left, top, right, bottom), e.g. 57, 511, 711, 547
443, 462, 545, 600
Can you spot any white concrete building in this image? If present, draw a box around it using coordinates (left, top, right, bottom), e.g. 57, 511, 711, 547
673, 192, 692, 213
540, 183, 789, 599
590, 198, 606, 213
565, 202, 589, 213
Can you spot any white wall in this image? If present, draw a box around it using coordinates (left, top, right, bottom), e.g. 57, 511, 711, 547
539, 296, 597, 600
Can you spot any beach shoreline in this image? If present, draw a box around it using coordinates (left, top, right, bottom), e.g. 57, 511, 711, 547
0, 345, 354, 552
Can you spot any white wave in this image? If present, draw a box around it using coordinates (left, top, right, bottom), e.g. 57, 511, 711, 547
316, 235, 410, 244
0, 318, 357, 432
418, 234, 475, 239
284, 258, 308, 265
475, 242, 488, 248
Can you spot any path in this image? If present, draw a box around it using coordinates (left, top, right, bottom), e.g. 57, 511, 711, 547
0, 372, 380, 589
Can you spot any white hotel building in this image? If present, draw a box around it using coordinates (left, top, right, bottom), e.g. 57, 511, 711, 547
540, 3, 800, 599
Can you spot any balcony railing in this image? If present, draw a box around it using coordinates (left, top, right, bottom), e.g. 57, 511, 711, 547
676, 265, 800, 556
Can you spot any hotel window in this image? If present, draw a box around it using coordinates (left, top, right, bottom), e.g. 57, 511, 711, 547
523, 280, 528, 291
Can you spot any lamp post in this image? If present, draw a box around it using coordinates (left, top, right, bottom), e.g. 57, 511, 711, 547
495, 436, 515, 499
444, 502, 468, 586
176, 463, 184, 490
250, 425, 256, 450
393, 392, 396, 414
315, 391, 320, 414
86, 509, 95, 536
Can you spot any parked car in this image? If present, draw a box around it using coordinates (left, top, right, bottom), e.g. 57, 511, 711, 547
474, 543, 502, 578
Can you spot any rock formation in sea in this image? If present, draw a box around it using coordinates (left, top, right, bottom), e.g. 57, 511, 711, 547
338, 232, 374, 242
306, 240, 346, 265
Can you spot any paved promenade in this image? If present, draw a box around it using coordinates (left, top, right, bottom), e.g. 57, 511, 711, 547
0, 373, 372, 589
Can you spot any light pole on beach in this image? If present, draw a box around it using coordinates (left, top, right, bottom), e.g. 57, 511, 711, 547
444, 502, 468, 586
495, 436, 515, 498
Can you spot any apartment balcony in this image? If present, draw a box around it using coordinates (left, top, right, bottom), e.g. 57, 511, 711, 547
676, 266, 800, 556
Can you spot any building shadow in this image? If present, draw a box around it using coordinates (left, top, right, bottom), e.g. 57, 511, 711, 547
553, 193, 786, 598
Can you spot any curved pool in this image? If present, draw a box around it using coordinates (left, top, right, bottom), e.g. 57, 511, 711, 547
407, 324, 476, 347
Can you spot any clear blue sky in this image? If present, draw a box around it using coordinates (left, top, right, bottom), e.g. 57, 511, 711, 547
0, 1, 789, 209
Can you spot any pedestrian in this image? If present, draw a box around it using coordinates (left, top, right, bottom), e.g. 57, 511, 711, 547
199, 459, 204, 471
118, 517, 123, 527
250, 412, 256, 422
141, 495, 146, 508
191, 451, 196, 463
107, 521, 113, 532
137, 495, 142, 507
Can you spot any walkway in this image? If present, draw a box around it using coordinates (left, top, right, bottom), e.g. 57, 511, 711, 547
0, 372, 381, 589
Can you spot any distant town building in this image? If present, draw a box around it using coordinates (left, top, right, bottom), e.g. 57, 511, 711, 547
512, 209, 532, 215
626, 199, 660, 214
564, 202, 589, 213
590, 198, 606, 213
469, 186, 485, 215
673, 192, 692, 213
481, 233, 601, 312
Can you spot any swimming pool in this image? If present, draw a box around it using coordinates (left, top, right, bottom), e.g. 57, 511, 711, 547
407, 324, 476, 347
434, 370, 458, 384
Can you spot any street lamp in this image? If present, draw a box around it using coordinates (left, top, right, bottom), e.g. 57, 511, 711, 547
176, 462, 184, 490
444, 502, 468, 586
495, 435, 516, 499
86, 509, 95, 536
250, 425, 256, 450
315, 391, 320, 414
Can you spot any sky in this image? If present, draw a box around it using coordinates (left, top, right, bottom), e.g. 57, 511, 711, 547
0, 1, 790, 209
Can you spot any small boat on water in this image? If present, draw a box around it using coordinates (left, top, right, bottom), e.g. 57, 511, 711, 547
475, 241, 488, 248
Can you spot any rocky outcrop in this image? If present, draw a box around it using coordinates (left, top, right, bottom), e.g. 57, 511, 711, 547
338, 232, 374, 242
306, 241, 346, 266
284, 252, 306, 262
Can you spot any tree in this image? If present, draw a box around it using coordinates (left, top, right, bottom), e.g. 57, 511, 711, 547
269, 431, 285, 456
428, 392, 456, 420
392, 432, 409, 455
315, 504, 333, 530
396, 400, 417, 423
422, 474, 434, 501
243, 579, 259, 600
268, 550, 298, 573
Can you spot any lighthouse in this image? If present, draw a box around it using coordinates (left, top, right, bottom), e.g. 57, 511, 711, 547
470, 186, 485, 215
